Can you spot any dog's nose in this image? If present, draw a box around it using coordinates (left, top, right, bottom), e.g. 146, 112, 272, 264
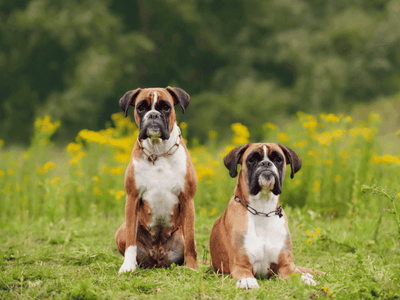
148, 112, 161, 119
260, 161, 273, 167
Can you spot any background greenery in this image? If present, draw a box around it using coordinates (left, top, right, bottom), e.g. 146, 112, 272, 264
1, 0, 400, 145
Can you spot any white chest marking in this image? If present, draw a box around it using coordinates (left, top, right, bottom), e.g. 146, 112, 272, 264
244, 193, 287, 275
133, 124, 186, 226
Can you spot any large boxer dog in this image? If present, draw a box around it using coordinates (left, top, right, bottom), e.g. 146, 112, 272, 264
210, 143, 322, 289
115, 87, 197, 273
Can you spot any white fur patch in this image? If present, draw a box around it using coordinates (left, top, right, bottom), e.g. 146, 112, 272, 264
301, 273, 316, 286
133, 124, 186, 227
244, 193, 286, 276
143, 92, 161, 126
236, 277, 260, 289
119, 246, 138, 273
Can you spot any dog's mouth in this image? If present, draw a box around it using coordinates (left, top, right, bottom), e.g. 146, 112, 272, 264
139, 120, 170, 140
258, 171, 276, 190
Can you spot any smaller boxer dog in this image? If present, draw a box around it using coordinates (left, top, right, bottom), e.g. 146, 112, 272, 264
115, 87, 197, 273
210, 143, 322, 289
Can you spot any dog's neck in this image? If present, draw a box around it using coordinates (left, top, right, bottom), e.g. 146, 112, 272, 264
247, 187, 280, 215
140, 123, 180, 155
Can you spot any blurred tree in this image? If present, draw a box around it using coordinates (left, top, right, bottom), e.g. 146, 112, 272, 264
1, 0, 400, 145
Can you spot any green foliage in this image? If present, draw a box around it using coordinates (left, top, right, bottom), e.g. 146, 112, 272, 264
2, 0, 400, 144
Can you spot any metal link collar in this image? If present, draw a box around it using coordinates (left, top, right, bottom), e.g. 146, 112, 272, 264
234, 194, 283, 218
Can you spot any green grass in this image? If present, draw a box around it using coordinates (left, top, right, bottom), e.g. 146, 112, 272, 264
1, 207, 399, 299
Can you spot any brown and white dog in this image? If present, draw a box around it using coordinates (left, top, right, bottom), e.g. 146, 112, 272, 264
115, 87, 197, 273
210, 143, 322, 289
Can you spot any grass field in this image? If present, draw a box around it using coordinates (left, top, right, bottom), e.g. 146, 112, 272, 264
1, 112, 400, 299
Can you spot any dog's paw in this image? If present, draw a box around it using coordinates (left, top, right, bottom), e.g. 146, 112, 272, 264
118, 246, 137, 274
236, 277, 260, 290
118, 261, 137, 274
301, 273, 316, 286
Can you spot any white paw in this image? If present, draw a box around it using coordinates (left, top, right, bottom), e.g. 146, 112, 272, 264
301, 273, 316, 286
236, 277, 260, 290
118, 246, 137, 274
118, 261, 137, 274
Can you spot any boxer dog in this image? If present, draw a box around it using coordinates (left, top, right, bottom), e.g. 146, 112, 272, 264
210, 143, 322, 289
115, 87, 197, 273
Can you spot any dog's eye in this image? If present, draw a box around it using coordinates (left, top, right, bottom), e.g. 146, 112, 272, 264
136, 105, 146, 113
161, 105, 170, 113
249, 155, 259, 163
274, 156, 283, 163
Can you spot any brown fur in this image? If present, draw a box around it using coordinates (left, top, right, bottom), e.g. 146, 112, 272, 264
115, 87, 197, 270
210, 143, 322, 284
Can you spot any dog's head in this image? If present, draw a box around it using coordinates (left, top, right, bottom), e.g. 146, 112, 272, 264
224, 143, 301, 196
119, 87, 190, 140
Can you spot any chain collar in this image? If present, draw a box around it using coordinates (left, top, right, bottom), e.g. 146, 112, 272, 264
234, 194, 283, 218
137, 133, 181, 165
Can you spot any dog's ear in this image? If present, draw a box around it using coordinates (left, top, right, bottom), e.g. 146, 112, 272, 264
224, 144, 250, 178
166, 87, 190, 114
119, 88, 142, 117
278, 144, 302, 179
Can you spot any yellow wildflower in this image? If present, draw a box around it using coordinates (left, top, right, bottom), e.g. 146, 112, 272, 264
319, 113, 326, 119
231, 123, 250, 144
316, 227, 321, 234
265, 123, 277, 130
302, 120, 318, 130
0, 170, 4, 176
196, 164, 215, 182
332, 130, 343, 138
7, 170, 15, 176
295, 179, 301, 185
334, 175, 341, 183
208, 208, 217, 216
340, 151, 349, 159
93, 186, 102, 196
298, 224, 303, 229
208, 130, 217, 138
323, 159, 333, 165
277, 133, 289, 143
93, 176, 100, 183
300, 248, 303, 252
313, 233, 316, 239
102, 164, 108, 173
15, 184, 21, 191
76, 185, 84, 192
109, 167, 124, 176
180, 122, 187, 129
368, 113, 381, 123
325, 113, 340, 123
199, 208, 207, 215
307, 239, 311, 244
315, 132, 332, 146
206, 180, 213, 184
295, 140, 307, 148
313, 180, 321, 192
0, 139, 4, 147
345, 115, 352, 123
113, 151, 131, 163
306, 230, 311, 237
50, 177, 61, 185
219, 145, 236, 158
66, 143, 82, 153
22, 152, 30, 159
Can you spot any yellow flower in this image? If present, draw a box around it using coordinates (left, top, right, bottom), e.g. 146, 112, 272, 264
307, 238, 311, 244
345, 115, 352, 123
219, 145, 236, 158
332, 130, 343, 138
277, 133, 289, 143
334, 175, 341, 183
180, 122, 187, 129
114, 151, 131, 163
7, 170, 15, 176
43, 162, 57, 171
15, 184, 21, 192
312, 233, 316, 239
206, 180, 213, 184
231, 123, 250, 144
323, 159, 333, 165
298, 224, 303, 229
208, 130, 217, 138
69, 152, 87, 165
66, 143, 82, 153
76, 185, 84, 192
306, 230, 311, 237
109, 166, 124, 176
0, 170, 4, 176
208, 208, 217, 216
319, 113, 326, 119
73, 170, 84, 178
316, 227, 321, 234
93, 176, 100, 183
313, 180, 321, 192
50, 177, 61, 185
199, 208, 207, 215
295, 140, 307, 148
0, 139, 4, 147
368, 113, 381, 123
300, 248, 303, 252
102, 164, 108, 173
397, 130, 400, 136
196, 164, 215, 182
22, 152, 30, 159
265, 123, 277, 130
325, 113, 340, 123
295, 179, 301, 185
302, 120, 318, 130
323, 285, 329, 292
340, 151, 349, 159
93, 186, 102, 196
315, 132, 332, 146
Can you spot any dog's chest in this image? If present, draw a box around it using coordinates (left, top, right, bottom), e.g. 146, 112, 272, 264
243, 202, 287, 275
133, 147, 187, 226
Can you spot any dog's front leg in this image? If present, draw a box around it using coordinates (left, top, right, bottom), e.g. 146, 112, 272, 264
118, 193, 140, 274
181, 197, 197, 270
